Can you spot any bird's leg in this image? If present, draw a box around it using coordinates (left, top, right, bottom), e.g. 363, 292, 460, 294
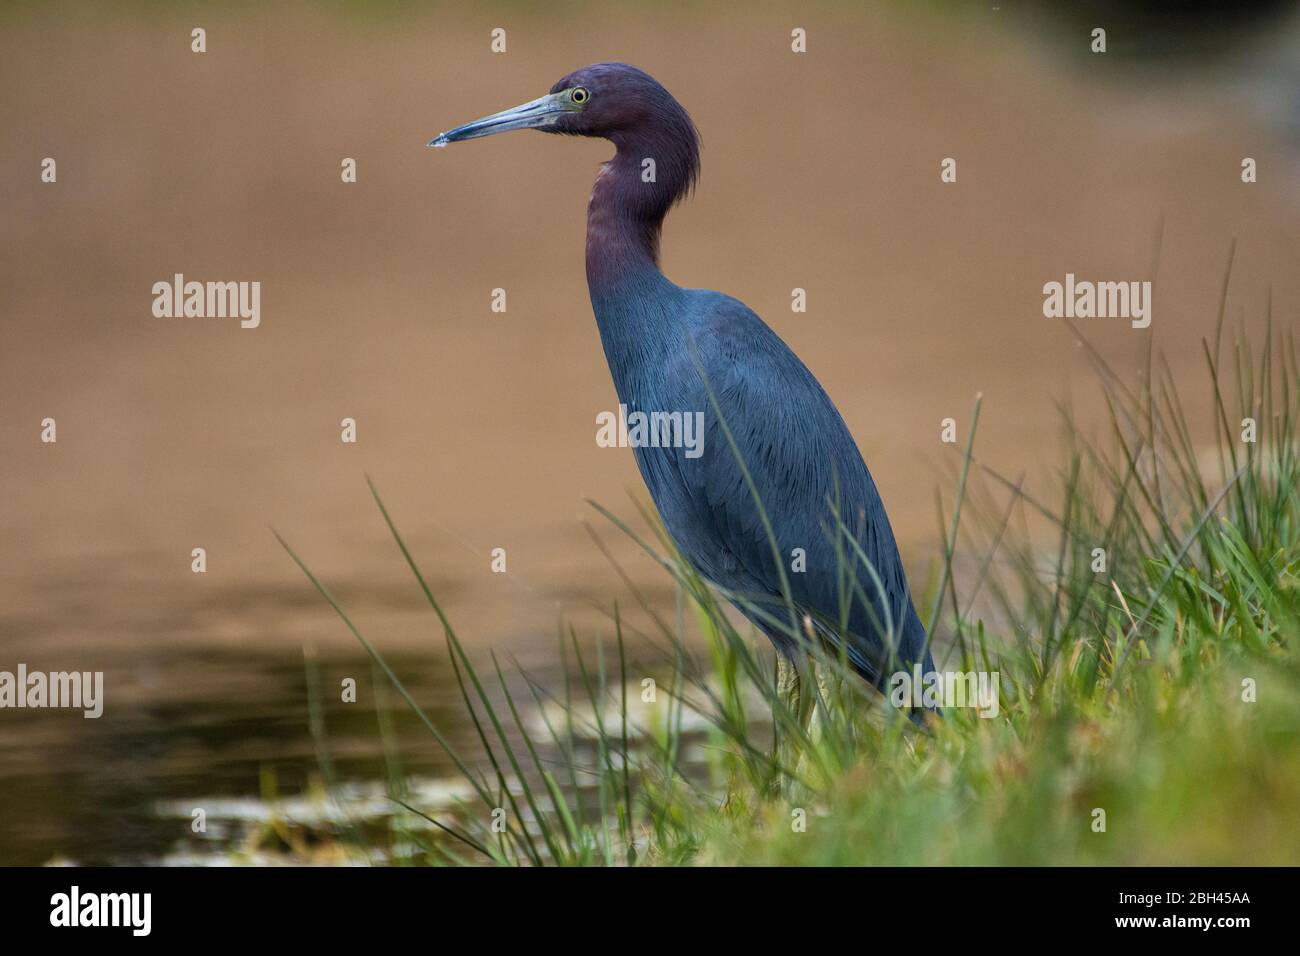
775, 651, 799, 706
773, 652, 821, 793
794, 656, 818, 740
771, 654, 797, 794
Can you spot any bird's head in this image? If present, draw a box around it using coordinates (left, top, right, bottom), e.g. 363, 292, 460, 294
429, 62, 697, 154
429, 63, 701, 218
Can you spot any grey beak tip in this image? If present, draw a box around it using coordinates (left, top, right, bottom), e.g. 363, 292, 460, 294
428, 136, 450, 148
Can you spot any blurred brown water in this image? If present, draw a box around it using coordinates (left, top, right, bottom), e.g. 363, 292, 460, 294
1, 2, 1299, 863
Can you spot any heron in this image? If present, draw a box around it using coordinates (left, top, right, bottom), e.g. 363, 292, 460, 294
430, 63, 937, 719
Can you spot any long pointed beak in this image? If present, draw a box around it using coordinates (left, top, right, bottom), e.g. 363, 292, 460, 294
428, 92, 568, 147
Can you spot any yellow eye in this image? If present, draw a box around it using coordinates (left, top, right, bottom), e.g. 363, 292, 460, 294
571, 87, 589, 105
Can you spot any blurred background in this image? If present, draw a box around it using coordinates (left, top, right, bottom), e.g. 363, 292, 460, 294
2, 0, 1299, 863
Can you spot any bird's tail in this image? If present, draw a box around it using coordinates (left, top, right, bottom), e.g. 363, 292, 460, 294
795, 602, 941, 724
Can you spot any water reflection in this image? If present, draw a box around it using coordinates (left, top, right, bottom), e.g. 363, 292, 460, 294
0, 647, 524, 865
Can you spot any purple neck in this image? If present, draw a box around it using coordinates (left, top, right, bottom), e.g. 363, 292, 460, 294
585, 130, 694, 296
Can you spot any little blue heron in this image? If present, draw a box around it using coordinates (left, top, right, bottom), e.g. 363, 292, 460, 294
431, 63, 936, 717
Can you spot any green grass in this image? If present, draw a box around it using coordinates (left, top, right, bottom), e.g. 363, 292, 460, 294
278, 294, 1299, 866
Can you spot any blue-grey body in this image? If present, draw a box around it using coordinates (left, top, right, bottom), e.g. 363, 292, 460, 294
591, 268, 933, 690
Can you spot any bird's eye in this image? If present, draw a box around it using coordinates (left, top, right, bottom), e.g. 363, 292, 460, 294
571, 87, 589, 105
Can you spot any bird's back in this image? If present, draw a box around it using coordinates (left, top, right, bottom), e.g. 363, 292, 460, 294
596, 284, 934, 693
